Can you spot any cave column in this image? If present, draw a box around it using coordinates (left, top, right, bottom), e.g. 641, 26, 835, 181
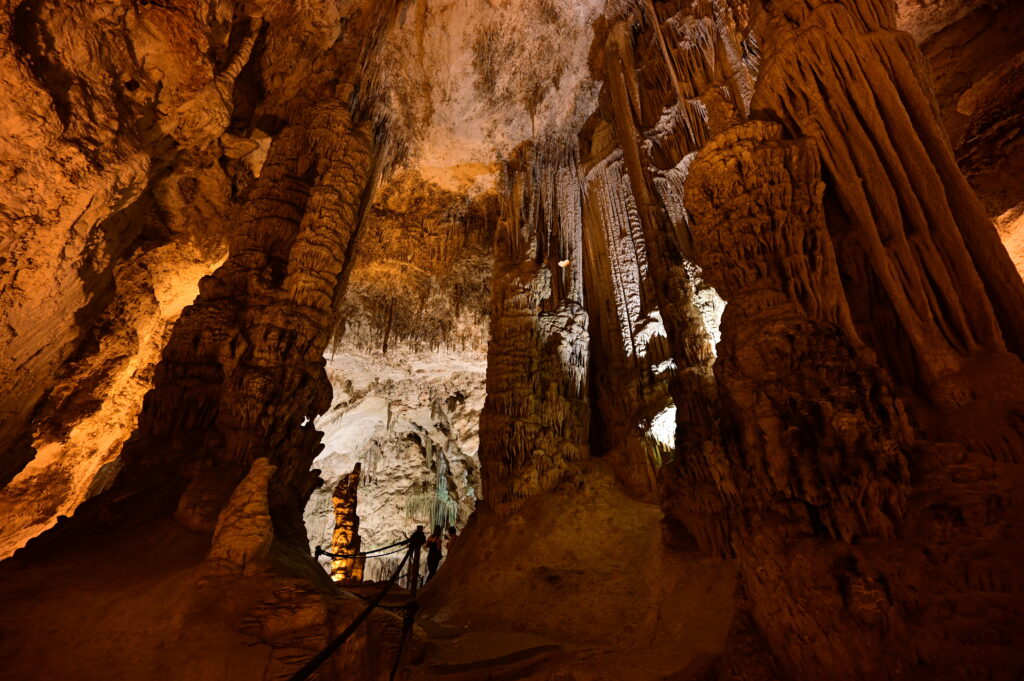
599, 19, 729, 553
478, 144, 590, 516
684, 119, 913, 680
117, 1, 402, 538
751, 0, 1024, 408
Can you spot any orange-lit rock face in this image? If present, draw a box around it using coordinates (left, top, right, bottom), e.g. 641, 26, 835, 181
0, 0, 255, 557
1, 0, 1024, 680
334, 171, 497, 355
0, 0, 248, 488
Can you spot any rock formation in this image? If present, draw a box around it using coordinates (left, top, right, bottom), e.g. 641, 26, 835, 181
304, 342, 485, 583
303, 168, 493, 582
478, 143, 591, 516
684, 120, 915, 678
328, 463, 365, 584
204, 456, 276, 577
909, 0, 1024, 276
0, 0, 248, 556
751, 0, 1024, 413
1, 0, 1023, 679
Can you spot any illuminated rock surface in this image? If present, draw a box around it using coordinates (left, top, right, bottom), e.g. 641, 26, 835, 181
1, 0, 1023, 680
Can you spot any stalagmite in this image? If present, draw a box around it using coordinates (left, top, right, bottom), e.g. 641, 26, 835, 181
204, 457, 276, 577
328, 463, 364, 584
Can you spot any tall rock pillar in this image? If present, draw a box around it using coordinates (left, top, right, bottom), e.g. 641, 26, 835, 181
478, 145, 590, 516
329, 463, 364, 584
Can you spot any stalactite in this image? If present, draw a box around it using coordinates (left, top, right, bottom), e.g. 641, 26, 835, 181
751, 0, 1024, 413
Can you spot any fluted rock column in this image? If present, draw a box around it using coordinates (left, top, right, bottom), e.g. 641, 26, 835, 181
684, 120, 913, 680
601, 20, 727, 552
478, 145, 590, 516
124, 99, 377, 532
329, 463, 364, 584
751, 0, 1024, 411
580, 146, 673, 501
115, 0, 403, 535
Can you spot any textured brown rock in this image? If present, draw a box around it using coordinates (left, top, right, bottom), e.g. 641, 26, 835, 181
117, 0, 402, 529
478, 144, 590, 516
333, 170, 497, 355
916, 0, 1024, 277
751, 0, 1024, 412
580, 143, 674, 500
0, 1, 414, 678
205, 457, 276, 577
420, 461, 739, 681
2, 0, 1024, 679
585, 1, 752, 552
684, 122, 914, 678
0, 0, 252, 490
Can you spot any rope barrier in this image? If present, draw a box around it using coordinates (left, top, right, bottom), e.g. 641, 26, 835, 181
388, 600, 418, 681
387, 528, 424, 681
315, 536, 411, 560
288, 527, 426, 681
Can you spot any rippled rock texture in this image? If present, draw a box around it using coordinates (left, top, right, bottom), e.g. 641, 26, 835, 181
1, 1, 417, 679
1, 0, 1023, 680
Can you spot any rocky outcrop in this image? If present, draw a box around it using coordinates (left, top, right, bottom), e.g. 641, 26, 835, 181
204, 457, 276, 577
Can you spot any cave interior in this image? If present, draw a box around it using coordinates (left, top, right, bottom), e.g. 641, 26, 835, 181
1, 0, 1023, 679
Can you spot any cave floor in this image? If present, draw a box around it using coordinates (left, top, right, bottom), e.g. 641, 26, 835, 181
403, 461, 739, 681
0, 490, 390, 681
0, 462, 737, 681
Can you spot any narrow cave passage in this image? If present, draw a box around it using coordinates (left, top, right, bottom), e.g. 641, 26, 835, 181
303, 171, 494, 585
1, 1, 1024, 680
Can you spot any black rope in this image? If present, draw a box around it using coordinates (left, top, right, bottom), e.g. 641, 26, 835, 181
396, 573, 422, 587
287, 544, 413, 681
315, 537, 410, 560
388, 601, 418, 681
352, 545, 409, 559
